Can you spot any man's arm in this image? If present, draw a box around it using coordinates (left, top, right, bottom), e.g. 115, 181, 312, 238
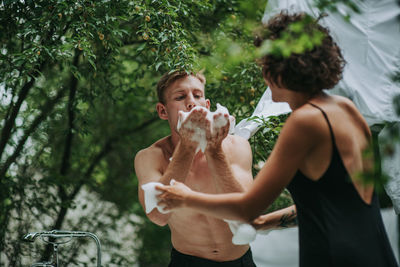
135, 141, 196, 226
135, 110, 208, 225
205, 134, 253, 193
251, 205, 297, 231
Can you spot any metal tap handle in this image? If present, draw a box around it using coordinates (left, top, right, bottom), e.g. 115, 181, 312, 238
23, 230, 102, 267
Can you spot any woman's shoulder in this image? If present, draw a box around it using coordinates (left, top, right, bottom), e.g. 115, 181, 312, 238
289, 103, 326, 127
283, 95, 359, 138
296, 94, 359, 118
331, 95, 358, 110
281, 105, 328, 144
304, 94, 371, 139
331, 95, 371, 137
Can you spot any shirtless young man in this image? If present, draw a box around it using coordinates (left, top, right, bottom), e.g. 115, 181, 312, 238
134, 71, 256, 266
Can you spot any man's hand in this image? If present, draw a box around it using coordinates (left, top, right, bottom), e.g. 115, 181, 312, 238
206, 113, 230, 151
251, 214, 271, 231
251, 206, 297, 231
178, 108, 210, 149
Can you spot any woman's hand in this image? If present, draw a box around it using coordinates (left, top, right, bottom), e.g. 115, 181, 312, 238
156, 180, 193, 211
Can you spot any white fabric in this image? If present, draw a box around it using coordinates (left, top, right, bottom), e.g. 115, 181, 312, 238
141, 181, 170, 214
224, 219, 258, 245
235, 90, 291, 139
177, 104, 235, 153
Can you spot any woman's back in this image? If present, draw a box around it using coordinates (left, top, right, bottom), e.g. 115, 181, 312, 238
297, 95, 373, 203
287, 96, 398, 267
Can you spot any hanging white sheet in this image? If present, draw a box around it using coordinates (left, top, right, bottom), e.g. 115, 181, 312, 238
262, 0, 400, 125
235, 90, 291, 140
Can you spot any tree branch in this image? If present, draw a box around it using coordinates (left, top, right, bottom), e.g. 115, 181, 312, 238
1, 8, 72, 167
41, 51, 80, 261
60, 52, 80, 175
40, 112, 157, 261
70, 116, 159, 200
0, 76, 34, 162
0, 86, 68, 178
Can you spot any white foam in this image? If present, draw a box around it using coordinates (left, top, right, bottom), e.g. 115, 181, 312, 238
177, 104, 236, 153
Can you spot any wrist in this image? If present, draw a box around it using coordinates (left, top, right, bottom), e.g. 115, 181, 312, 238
205, 143, 223, 154
253, 213, 275, 231
178, 140, 198, 153
185, 191, 201, 209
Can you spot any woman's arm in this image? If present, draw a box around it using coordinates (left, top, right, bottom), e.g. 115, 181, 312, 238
252, 205, 297, 231
158, 109, 322, 222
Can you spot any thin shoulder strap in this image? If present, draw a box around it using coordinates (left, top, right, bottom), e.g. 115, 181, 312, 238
308, 103, 336, 146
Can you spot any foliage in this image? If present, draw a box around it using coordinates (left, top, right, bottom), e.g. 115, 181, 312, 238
1, 0, 398, 266
248, 114, 289, 167
0, 0, 277, 266
248, 114, 295, 211
0, 0, 146, 265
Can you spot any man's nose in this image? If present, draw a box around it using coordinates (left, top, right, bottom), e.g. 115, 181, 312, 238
186, 96, 196, 111
187, 102, 196, 110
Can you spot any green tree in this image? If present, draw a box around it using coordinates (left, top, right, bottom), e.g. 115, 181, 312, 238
1, 0, 398, 266
0, 0, 274, 265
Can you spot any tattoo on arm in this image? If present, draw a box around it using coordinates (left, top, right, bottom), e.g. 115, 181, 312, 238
278, 209, 298, 228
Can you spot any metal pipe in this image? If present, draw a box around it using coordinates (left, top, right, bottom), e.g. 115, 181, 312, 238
23, 230, 102, 267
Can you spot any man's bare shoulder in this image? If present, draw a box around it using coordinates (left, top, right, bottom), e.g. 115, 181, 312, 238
134, 136, 171, 171
222, 134, 252, 162
223, 134, 250, 149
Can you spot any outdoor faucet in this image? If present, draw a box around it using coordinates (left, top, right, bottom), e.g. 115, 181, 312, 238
22, 232, 40, 242
22, 230, 102, 267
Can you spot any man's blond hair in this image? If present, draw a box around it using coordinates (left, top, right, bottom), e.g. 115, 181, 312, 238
156, 71, 206, 104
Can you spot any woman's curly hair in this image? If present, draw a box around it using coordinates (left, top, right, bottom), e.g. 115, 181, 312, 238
255, 11, 345, 95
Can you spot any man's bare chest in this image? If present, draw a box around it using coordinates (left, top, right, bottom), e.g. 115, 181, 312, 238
185, 166, 215, 193
161, 155, 216, 193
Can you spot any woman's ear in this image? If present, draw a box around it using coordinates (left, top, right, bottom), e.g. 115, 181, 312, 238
205, 99, 210, 109
156, 102, 168, 120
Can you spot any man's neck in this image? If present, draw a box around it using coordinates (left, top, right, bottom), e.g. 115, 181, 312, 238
169, 132, 204, 163
170, 132, 180, 149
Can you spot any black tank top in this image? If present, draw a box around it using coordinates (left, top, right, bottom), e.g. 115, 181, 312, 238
287, 103, 398, 267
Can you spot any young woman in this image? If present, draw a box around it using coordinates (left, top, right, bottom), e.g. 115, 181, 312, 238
157, 12, 398, 267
